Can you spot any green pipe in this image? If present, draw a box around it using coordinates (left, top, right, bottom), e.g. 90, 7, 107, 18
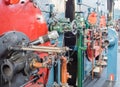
75, 11, 88, 87
77, 32, 86, 87
77, 32, 82, 87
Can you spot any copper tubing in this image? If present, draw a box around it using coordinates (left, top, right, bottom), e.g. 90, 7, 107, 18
31, 59, 51, 69
32, 61, 43, 68
61, 56, 71, 84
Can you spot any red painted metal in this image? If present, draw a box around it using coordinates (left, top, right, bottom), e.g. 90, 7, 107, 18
86, 12, 104, 61
88, 12, 97, 25
25, 83, 43, 87
86, 30, 102, 61
0, 0, 48, 41
99, 15, 106, 28
5, 0, 20, 4
0, 0, 49, 85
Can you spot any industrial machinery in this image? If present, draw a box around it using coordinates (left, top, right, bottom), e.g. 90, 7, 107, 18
0, 0, 71, 87
85, 8, 109, 81
70, 1, 109, 86
0, 0, 49, 86
0, 0, 118, 87
0, 30, 71, 87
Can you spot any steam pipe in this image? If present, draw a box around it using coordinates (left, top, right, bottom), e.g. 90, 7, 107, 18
1, 53, 39, 81
30, 31, 59, 45
1, 56, 26, 81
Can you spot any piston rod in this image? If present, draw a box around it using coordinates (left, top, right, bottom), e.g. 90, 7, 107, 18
10, 46, 70, 53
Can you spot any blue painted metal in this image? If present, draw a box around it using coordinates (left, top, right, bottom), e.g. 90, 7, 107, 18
54, 59, 61, 84
46, 66, 54, 87
107, 28, 118, 81
77, 0, 82, 3
55, 33, 64, 84
46, 33, 64, 86
84, 56, 92, 78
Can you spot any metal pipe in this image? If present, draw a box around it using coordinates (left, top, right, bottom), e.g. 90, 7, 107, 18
61, 56, 71, 85
10, 46, 69, 53
32, 61, 45, 68
1, 53, 41, 81
77, 32, 83, 87
31, 59, 51, 68
22, 47, 63, 53
1, 54, 28, 81
31, 45, 67, 50
21, 47, 69, 53
30, 31, 59, 45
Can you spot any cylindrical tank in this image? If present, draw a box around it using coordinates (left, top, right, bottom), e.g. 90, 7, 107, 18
0, 0, 49, 86
0, 0, 48, 41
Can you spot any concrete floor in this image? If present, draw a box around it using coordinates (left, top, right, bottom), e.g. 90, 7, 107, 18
84, 46, 120, 87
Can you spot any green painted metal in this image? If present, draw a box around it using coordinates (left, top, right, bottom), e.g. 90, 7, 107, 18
49, 22, 63, 33
77, 31, 87, 87
77, 32, 83, 87
49, 18, 71, 33
76, 12, 88, 87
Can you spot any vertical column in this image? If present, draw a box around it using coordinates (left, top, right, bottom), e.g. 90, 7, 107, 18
107, 28, 118, 81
